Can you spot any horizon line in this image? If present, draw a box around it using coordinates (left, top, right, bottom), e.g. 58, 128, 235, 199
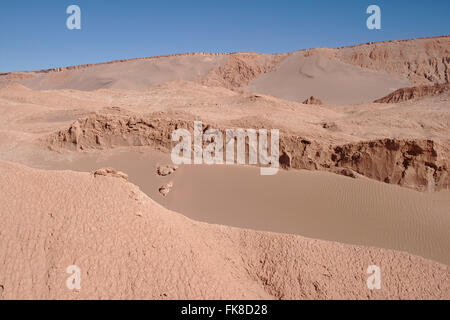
2, 34, 449, 75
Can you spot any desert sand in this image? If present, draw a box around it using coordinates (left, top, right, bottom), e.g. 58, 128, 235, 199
0, 160, 449, 299
0, 36, 449, 299
20, 147, 450, 266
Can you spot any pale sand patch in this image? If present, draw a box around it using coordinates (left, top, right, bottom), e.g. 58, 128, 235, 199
248, 52, 411, 104
16, 55, 229, 91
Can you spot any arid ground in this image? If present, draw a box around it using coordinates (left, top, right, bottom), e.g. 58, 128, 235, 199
0, 36, 449, 299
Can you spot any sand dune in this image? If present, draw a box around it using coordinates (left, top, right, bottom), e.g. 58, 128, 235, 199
1, 36, 448, 104
0, 160, 448, 299
248, 50, 411, 104
16, 55, 229, 91
26, 147, 450, 265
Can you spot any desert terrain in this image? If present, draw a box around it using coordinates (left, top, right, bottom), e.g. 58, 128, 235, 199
0, 36, 449, 299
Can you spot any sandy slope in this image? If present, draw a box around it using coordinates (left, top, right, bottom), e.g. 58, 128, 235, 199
248, 50, 411, 104
0, 161, 448, 300
6, 54, 229, 91
27, 147, 449, 265
1, 36, 448, 104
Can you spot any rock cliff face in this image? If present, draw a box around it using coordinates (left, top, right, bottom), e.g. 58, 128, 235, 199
201, 53, 283, 89
47, 114, 449, 191
280, 137, 448, 192
46, 114, 193, 152
336, 36, 450, 85
374, 83, 450, 103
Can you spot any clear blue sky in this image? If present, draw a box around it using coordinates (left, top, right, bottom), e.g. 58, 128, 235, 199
0, 0, 449, 72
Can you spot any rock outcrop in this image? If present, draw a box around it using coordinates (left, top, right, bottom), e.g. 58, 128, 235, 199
336, 36, 450, 85
374, 83, 450, 103
159, 182, 173, 197
157, 165, 178, 177
201, 53, 283, 89
47, 114, 449, 191
303, 96, 324, 105
93, 167, 129, 181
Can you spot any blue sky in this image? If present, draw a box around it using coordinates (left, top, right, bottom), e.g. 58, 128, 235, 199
0, 0, 449, 72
